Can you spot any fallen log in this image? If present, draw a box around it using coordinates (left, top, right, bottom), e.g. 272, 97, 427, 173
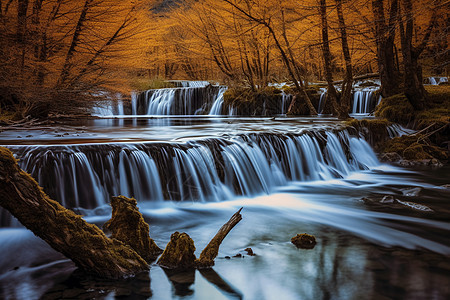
196, 208, 243, 268
103, 195, 162, 263
0, 147, 148, 279
332, 73, 379, 84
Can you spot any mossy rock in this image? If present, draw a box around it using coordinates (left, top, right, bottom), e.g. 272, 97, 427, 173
157, 232, 196, 270
375, 94, 414, 125
103, 196, 162, 263
291, 233, 316, 249
345, 119, 391, 150
384, 135, 448, 161
223, 87, 283, 116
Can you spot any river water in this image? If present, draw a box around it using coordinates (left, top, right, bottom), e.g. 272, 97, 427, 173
0, 116, 449, 300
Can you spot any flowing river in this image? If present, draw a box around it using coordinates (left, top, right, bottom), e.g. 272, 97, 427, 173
0, 113, 449, 298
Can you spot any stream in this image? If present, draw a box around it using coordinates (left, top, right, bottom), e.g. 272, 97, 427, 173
0, 102, 449, 299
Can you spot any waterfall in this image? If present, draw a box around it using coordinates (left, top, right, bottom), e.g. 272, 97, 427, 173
318, 90, 327, 114
208, 87, 228, 115
91, 93, 126, 117
132, 85, 225, 115
352, 90, 376, 114
5, 130, 379, 216
180, 81, 211, 88
280, 91, 293, 115
93, 82, 226, 116
427, 77, 448, 85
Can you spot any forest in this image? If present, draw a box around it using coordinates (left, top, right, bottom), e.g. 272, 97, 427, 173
0, 0, 448, 118
0, 1, 449, 300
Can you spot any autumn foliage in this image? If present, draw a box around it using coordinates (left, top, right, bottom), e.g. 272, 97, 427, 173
0, 0, 448, 118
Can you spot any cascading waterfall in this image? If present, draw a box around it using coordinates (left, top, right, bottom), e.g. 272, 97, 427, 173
208, 87, 228, 115
427, 77, 448, 85
94, 82, 226, 116
352, 90, 376, 114
132, 85, 226, 115
91, 93, 126, 117
318, 90, 327, 114
5, 129, 379, 223
280, 91, 293, 114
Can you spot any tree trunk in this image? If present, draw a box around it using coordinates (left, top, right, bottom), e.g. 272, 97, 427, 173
399, 0, 437, 110
372, 0, 400, 98
0, 147, 149, 279
57, 0, 93, 87
196, 207, 243, 268
336, 0, 352, 118
319, 0, 345, 119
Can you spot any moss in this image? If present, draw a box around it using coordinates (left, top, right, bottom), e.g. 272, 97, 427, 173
375, 94, 415, 125
0, 147, 149, 279
358, 81, 380, 88
157, 232, 196, 270
223, 87, 283, 116
384, 135, 448, 161
103, 196, 162, 263
345, 119, 392, 150
291, 233, 316, 249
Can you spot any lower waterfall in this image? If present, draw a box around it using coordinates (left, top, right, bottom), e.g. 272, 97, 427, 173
5, 129, 378, 217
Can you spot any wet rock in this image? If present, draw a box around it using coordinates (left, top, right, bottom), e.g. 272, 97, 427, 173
362, 195, 396, 206
379, 152, 402, 162
401, 187, 422, 197
380, 195, 395, 204
233, 253, 242, 258
157, 232, 196, 270
291, 233, 316, 249
103, 196, 162, 263
244, 247, 256, 256
396, 200, 433, 212
399, 159, 444, 168
224, 256, 231, 259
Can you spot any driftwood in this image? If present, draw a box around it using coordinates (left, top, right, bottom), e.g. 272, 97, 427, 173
0, 147, 148, 279
196, 207, 243, 268
157, 208, 243, 270
103, 196, 162, 263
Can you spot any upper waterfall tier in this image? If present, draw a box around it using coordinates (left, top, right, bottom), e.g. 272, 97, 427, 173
92, 83, 228, 117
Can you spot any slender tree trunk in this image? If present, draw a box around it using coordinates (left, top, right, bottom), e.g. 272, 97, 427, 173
57, 0, 93, 87
372, 0, 399, 98
336, 0, 352, 118
222, 0, 317, 115
17, 0, 29, 70
399, 0, 437, 110
319, 0, 345, 119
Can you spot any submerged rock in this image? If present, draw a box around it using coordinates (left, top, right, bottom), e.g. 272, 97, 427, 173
362, 195, 433, 212
396, 200, 433, 212
380, 195, 395, 204
379, 152, 402, 163
401, 187, 422, 197
244, 248, 256, 256
157, 232, 196, 270
291, 233, 316, 249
